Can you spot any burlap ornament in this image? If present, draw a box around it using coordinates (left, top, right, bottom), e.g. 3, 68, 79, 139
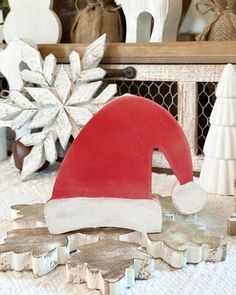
71, 0, 123, 43
196, 0, 236, 40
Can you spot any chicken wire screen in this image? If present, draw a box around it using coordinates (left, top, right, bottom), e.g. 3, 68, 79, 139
0, 75, 217, 156
112, 80, 217, 156
114, 80, 178, 119
198, 82, 217, 155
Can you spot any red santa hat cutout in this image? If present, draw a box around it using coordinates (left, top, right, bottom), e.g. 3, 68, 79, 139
45, 96, 206, 234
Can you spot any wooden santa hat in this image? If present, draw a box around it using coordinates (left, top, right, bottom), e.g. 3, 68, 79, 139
45, 96, 205, 234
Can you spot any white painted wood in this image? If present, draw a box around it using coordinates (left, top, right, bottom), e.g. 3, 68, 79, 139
0, 37, 116, 178
163, 0, 183, 42
115, 0, 182, 42
136, 12, 153, 43
103, 64, 226, 82
69, 51, 81, 82
67, 81, 102, 105
0, 208, 135, 277
178, 82, 198, 155
3, 0, 62, 44
142, 220, 226, 268
25, 87, 59, 105
81, 68, 106, 82
10, 90, 35, 109
0, 40, 25, 161
0, 40, 24, 90
54, 65, 71, 104
172, 181, 206, 215
0, 10, 4, 43
92, 84, 118, 105
43, 54, 57, 85
55, 109, 72, 150
0, 126, 7, 161
20, 132, 47, 146
81, 34, 106, 70
5, 201, 226, 274
43, 132, 57, 163
21, 70, 48, 86
0, 227, 67, 275
65, 107, 93, 126
200, 64, 236, 195
29, 108, 59, 129
11, 109, 37, 130
0, 101, 20, 122
180, 0, 214, 35
44, 197, 162, 234
21, 144, 45, 180
66, 240, 155, 295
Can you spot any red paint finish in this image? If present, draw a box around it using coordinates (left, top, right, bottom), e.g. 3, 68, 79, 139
51, 96, 193, 200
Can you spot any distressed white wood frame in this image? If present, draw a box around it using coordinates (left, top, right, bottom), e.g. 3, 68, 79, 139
102, 64, 232, 172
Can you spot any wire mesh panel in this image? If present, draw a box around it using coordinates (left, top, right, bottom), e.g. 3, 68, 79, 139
198, 82, 217, 154
112, 80, 218, 156
113, 80, 178, 119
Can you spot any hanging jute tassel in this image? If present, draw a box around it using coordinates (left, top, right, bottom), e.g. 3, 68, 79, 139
70, 0, 123, 43
196, 0, 236, 40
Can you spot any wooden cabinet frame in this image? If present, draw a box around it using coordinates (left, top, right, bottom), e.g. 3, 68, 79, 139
39, 41, 236, 172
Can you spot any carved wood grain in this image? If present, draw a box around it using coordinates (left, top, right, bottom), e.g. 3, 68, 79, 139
178, 81, 198, 155
38, 42, 236, 64
143, 220, 227, 268
66, 239, 155, 295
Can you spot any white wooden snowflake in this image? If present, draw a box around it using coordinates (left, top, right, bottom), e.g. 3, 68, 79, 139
0, 35, 117, 179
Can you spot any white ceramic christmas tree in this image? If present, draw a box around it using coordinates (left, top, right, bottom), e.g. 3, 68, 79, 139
3, 0, 61, 44
200, 64, 236, 195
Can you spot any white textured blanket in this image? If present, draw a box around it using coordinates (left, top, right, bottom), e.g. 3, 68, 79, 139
0, 159, 235, 295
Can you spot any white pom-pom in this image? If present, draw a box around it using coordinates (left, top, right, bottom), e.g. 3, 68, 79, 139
172, 180, 206, 215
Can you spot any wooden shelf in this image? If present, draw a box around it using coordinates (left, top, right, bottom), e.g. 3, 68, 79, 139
39, 41, 236, 64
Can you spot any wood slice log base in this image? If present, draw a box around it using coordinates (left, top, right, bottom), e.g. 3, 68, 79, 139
0, 227, 68, 276
0, 198, 227, 294
0, 226, 133, 277
66, 240, 155, 295
143, 221, 227, 268
10, 204, 46, 229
